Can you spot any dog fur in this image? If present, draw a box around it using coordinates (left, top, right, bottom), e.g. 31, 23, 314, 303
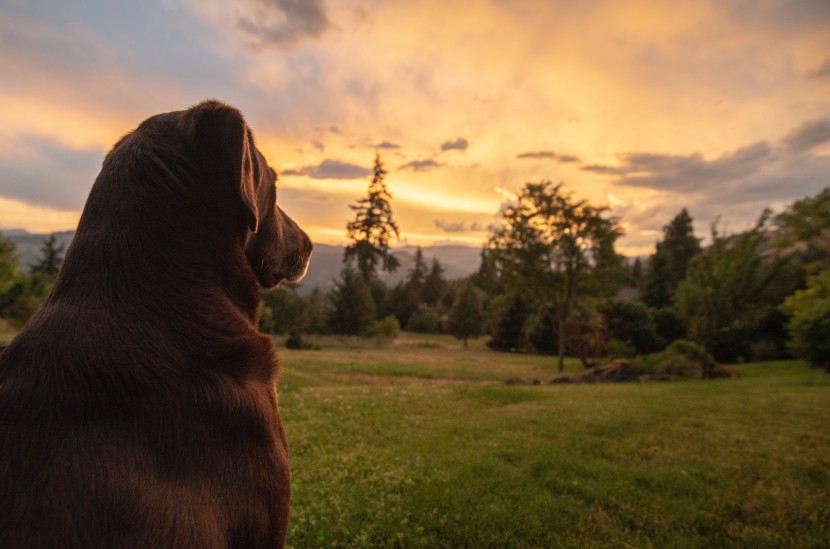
0, 100, 312, 548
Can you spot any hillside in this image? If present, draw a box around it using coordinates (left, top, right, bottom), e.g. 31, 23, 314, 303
2, 230, 483, 291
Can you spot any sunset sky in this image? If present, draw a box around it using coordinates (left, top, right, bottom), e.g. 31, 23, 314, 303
1, 0, 828, 256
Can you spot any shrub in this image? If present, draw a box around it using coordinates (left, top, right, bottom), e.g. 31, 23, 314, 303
632, 339, 715, 380
406, 307, 443, 334
780, 268, 830, 372
369, 315, 400, 340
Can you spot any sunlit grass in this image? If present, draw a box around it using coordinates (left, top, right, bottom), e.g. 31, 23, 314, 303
279, 335, 830, 548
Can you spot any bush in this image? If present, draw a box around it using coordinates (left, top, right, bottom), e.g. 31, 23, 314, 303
606, 338, 636, 359
780, 267, 830, 372
406, 307, 443, 333
285, 331, 317, 350
632, 339, 716, 380
369, 315, 400, 340
601, 300, 664, 354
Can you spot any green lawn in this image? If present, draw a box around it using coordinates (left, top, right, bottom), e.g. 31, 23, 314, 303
278, 334, 830, 548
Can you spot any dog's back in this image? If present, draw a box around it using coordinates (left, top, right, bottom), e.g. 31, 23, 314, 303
0, 101, 309, 548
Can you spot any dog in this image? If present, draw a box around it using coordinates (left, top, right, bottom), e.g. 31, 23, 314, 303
0, 100, 312, 548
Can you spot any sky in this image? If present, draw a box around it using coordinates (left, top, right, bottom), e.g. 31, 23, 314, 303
0, 0, 828, 256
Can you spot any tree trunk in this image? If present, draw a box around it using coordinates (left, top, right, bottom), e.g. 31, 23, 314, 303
557, 314, 566, 372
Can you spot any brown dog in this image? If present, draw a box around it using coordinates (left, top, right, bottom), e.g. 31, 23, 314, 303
0, 101, 311, 548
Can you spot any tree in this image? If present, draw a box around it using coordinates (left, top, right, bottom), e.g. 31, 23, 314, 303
780, 267, 830, 372
601, 299, 664, 355
447, 282, 485, 346
640, 209, 701, 308
422, 258, 446, 306
31, 233, 65, 278
328, 266, 377, 336
489, 182, 622, 371
774, 186, 830, 266
344, 153, 400, 281
676, 215, 783, 362
407, 247, 428, 292
487, 295, 530, 353
471, 248, 501, 297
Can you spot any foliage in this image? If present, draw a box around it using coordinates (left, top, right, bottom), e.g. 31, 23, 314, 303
421, 258, 446, 306
640, 208, 701, 308
369, 315, 400, 339
487, 295, 530, 352
780, 267, 830, 372
405, 306, 444, 334
30, 233, 65, 278
344, 153, 400, 281
676, 215, 784, 362
447, 282, 485, 346
471, 248, 501, 297
774, 186, 830, 265
260, 286, 309, 334
489, 181, 622, 370
601, 299, 664, 355
633, 339, 717, 379
328, 266, 377, 336
0, 234, 61, 328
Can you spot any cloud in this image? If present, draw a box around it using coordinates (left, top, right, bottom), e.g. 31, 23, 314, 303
781, 117, 830, 154
237, 0, 331, 50
516, 150, 580, 163
441, 138, 469, 152
376, 141, 401, 150
807, 58, 830, 79
400, 159, 446, 172
434, 219, 486, 233
435, 219, 466, 232
282, 159, 371, 179
581, 164, 625, 175
582, 141, 773, 192
0, 135, 101, 210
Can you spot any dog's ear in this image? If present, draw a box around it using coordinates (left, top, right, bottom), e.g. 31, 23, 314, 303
183, 100, 259, 232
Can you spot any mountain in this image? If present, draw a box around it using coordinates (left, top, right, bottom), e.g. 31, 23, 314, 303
2, 230, 75, 270
297, 244, 483, 293
1, 230, 483, 291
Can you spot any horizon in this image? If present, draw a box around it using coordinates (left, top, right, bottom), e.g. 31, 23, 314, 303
1, 1, 828, 256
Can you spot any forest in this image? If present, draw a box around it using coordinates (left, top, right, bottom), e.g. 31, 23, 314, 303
1, 154, 828, 376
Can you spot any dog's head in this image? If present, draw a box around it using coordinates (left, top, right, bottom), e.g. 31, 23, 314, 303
183, 101, 312, 288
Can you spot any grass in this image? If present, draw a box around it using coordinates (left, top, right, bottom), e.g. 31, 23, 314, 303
278, 334, 830, 548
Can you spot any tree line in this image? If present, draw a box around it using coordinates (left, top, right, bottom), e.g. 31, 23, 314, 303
1, 155, 827, 373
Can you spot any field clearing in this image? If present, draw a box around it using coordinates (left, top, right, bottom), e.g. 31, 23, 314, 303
278, 334, 830, 548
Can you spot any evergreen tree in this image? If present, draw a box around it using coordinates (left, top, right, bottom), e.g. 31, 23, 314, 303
344, 153, 400, 281
447, 282, 485, 346
328, 266, 377, 336
640, 208, 701, 308
422, 258, 446, 306
0, 234, 21, 317
407, 247, 428, 293
31, 233, 65, 278
472, 248, 500, 297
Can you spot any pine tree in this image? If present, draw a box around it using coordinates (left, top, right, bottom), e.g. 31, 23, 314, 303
31, 233, 65, 278
422, 258, 446, 306
640, 208, 701, 308
328, 265, 376, 336
344, 153, 400, 281
447, 282, 485, 346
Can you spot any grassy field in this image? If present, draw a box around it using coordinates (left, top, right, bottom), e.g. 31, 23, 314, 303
278, 333, 830, 549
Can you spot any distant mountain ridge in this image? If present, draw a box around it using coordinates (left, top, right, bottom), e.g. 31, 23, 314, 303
2, 230, 483, 292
